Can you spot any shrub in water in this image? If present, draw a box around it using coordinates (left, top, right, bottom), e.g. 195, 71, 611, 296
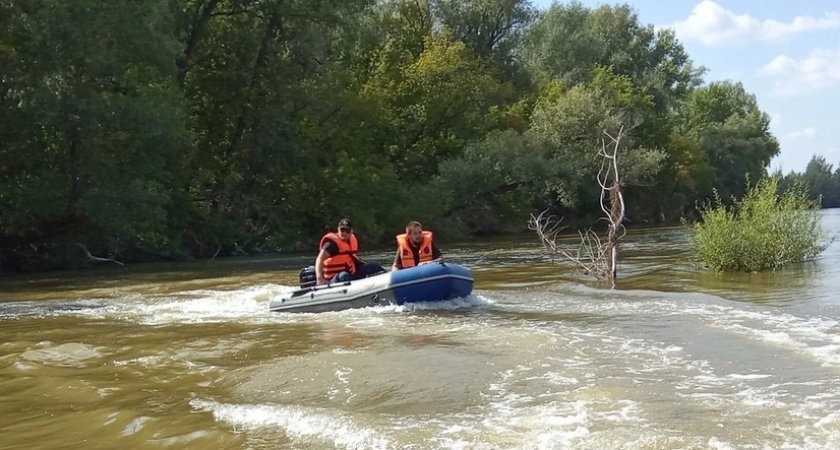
686, 176, 828, 272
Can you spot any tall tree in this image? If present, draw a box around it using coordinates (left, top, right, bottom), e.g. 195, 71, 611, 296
362, 32, 511, 182
520, 1, 703, 110
0, 0, 186, 269
802, 156, 838, 207
681, 81, 780, 201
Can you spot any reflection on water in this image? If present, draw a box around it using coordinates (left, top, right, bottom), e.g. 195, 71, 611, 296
1, 210, 840, 449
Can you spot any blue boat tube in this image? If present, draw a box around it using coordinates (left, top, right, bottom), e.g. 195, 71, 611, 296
269, 261, 474, 313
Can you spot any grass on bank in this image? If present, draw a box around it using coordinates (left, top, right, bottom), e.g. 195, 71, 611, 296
686, 177, 830, 272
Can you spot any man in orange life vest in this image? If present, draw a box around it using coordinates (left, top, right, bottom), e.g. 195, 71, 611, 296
391, 220, 443, 271
316, 218, 385, 285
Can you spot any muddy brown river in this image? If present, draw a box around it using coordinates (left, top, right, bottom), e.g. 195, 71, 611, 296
2, 211, 840, 449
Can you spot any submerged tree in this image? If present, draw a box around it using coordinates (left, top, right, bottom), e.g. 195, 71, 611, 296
529, 124, 633, 287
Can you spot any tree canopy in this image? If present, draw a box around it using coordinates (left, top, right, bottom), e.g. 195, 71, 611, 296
0, 0, 793, 271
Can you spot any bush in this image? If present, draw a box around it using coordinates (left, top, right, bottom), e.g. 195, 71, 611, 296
687, 176, 829, 272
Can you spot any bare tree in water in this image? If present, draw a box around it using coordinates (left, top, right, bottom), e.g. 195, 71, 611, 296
528, 125, 631, 287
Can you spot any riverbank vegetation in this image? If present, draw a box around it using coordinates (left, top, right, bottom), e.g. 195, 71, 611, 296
688, 177, 828, 272
0, 0, 832, 272
777, 156, 840, 209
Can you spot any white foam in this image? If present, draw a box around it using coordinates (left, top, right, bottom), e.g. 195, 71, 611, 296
190, 399, 389, 450
727, 373, 773, 380
328, 367, 353, 402
695, 306, 840, 368
113, 356, 165, 367
523, 294, 840, 370
4, 284, 493, 328
814, 410, 840, 428
116, 284, 295, 324
329, 294, 493, 316
121, 417, 151, 436
708, 436, 736, 450
32, 284, 297, 325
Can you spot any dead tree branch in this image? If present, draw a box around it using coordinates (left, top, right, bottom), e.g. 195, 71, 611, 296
75, 243, 124, 266
207, 245, 222, 263
598, 126, 628, 283
528, 211, 609, 278
528, 125, 631, 287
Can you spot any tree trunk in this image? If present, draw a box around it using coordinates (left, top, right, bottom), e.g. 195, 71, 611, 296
177, 0, 223, 88
66, 116, 82, 216
228, 8, 283, 160
607, 181, 624, 287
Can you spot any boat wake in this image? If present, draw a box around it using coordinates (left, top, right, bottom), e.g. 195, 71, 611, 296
0, 284, 493, 326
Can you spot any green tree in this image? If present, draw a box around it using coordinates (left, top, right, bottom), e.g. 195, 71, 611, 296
656, 133, 716, 219
801, 156, 838, 207
520, 1, 703, 109
362, 32, 512, 182
439, 129, 568, 233
0, 0, 187, 269
433, 0, 537, 87
519, 4, 706, 223
681, 81, 780, 202
530, 81, 665, 215
179, 0, 378, 252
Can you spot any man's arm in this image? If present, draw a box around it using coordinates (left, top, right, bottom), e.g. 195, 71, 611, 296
315, 248, 330, 285
391, 249, 402, 271
315, 241, 338, 284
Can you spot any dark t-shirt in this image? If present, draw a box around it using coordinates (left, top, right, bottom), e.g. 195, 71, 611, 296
321, 239, 340, 257
394, 241, 442, 269
322, 238, 361, 268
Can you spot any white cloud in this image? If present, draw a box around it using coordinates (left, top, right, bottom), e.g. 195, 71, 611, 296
770, 113, 782, 126
759, 48, 840, 95
786, 127, 828, 139
669, 1, 840, 46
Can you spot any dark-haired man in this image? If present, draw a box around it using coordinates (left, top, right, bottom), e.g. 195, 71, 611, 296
392, 220, 443, 271
316, 218, 385, 284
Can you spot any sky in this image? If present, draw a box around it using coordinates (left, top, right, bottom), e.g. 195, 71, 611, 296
532, 0, 840, 174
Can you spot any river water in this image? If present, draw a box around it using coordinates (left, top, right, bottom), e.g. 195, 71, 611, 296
2, 210, 840, 450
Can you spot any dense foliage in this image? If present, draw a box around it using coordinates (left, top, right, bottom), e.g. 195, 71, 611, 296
777, 156, 840, 209
0, 0, 786, 271
687, 177, 827, 272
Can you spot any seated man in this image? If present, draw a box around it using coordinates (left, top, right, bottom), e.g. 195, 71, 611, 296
316, 218, 385, 285
392, 220, 443, 271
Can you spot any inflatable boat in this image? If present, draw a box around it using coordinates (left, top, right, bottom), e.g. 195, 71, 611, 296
269, 261, 474, 313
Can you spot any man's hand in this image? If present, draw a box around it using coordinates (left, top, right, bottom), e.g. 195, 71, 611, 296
420, 257, 443, 266
317, 275, 326, 285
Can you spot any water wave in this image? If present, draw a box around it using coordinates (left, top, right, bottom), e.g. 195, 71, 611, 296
0, 284, 493, 326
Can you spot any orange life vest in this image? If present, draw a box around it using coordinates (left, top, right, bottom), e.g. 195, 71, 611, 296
320, 232, 358, 280
396, 231, 434, 268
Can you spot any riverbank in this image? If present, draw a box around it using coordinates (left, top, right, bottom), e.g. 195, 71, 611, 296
0, 214, 685, 278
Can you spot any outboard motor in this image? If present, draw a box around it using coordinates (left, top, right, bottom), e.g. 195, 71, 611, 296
299, 265, 317, 289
